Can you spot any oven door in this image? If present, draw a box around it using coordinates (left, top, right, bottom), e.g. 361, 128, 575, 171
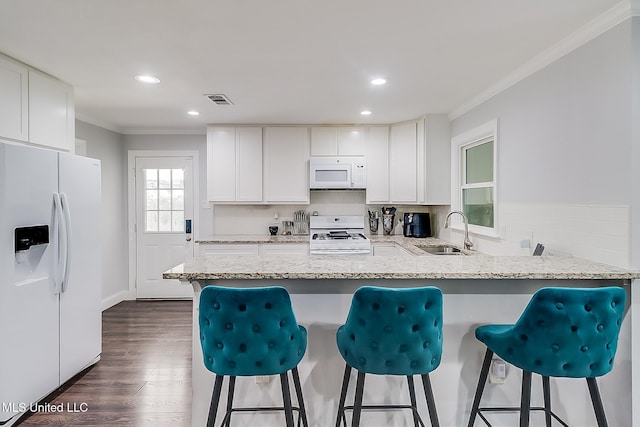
310, 163, 353, 189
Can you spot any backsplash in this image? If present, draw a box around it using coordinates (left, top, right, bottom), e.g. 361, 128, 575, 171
211, 190, 450, 238
442, 203, 630, 268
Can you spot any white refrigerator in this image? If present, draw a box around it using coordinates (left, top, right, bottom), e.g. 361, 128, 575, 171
0, 142, 102, 425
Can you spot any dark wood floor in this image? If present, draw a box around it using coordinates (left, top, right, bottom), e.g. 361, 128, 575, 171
17, 300, 193, 427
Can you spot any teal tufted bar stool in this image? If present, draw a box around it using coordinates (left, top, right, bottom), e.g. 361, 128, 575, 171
467, 286, 626, 427
335, 286, 443, 427
199, 285, 308, 427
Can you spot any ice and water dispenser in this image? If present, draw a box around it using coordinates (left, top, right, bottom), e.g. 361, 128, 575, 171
14, 225, 49, 265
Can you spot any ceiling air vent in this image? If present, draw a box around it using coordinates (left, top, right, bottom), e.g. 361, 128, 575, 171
205, 94, 234, 106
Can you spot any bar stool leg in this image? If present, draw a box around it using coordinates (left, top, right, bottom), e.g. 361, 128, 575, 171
586, 377, 609, 427
467, 349, 493, 427
335, 364, 351, 427
291, 368, 309, 427
407, 376, 420, 427
520, 371, 532, 427
207, 375, 224, 427
421, 373, 439, 427
542, 376, 552, 427
351, 371, 366, 427
221, 376, 236, 427
280, 372, 295, 427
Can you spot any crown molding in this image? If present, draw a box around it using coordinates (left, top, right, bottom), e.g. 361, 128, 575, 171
121, 127, 207, 135
449, 1, 634, 120
75, 113, 123, 134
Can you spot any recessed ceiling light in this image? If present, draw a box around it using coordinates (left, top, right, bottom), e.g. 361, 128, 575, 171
371, 78, 387, 85
187, 110, 200, 116
361, 110, 372, 116
134, 74, 160, 84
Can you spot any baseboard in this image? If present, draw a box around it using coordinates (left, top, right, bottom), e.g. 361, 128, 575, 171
101, 290, 132, 311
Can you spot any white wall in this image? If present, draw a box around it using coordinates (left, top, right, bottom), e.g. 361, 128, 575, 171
449, 18, 635, 267
75, 120, 128, 309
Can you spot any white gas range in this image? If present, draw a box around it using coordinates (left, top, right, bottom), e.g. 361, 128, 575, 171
309, 215, 371, 255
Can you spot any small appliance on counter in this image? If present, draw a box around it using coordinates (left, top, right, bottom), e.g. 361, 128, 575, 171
403, 212, 432, 238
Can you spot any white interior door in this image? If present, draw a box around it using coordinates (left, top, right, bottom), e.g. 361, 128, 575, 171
135, 156, 194, 299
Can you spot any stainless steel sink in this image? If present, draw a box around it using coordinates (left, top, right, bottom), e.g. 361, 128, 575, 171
417, 245, 465, 255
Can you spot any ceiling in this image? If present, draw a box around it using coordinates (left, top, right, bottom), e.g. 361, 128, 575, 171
0, 0, 624, 134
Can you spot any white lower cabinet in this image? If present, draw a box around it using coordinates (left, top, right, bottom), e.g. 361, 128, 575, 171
199, 244, 260, 257
260, 244, 309, 256
198, 243, 309, 257
372, 243, 412, 257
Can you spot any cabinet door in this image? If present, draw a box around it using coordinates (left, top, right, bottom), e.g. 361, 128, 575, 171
264, 127, 310, 203
207, 127, 236, 201
366, 126, 390, 203
389, 122, 418, 203
236, 127, 263, 201
424, 115, 451, 204
0, 55, 28, 141
260, 243, 309, 256
337, 127, 365, 155
310, 127, 338, 156
199, 244, 260, 256
28, 69, 74, 152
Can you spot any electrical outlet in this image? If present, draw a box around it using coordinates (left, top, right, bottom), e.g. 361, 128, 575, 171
489, 359, 507, 384
255, 375, 271, 384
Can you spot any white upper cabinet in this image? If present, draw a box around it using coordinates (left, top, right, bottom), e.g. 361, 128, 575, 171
389, 121, 421, 203
310, 126, 365, 156
365, 126, 390, 203
424, 114, 451, 204
207, 126, 263, 202
0, 53, 74, 152
28, 69, 75, 152
0, 55, 28, 141
264, 127, 310, 203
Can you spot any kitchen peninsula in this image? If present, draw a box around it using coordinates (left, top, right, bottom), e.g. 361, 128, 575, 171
164, 241, 640, 427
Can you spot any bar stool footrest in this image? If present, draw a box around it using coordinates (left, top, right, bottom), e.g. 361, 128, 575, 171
475, 406, 569, 427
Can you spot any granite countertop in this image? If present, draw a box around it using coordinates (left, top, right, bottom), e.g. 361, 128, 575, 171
196, 234, 458, 255
166, 240, 640, 281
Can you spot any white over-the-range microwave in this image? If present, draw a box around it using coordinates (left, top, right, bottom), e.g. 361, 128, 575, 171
309, 156, 366, 189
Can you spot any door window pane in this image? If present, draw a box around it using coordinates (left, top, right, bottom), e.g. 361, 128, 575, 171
146, 211, 158, 232
146, 189, 158, 210
463, 187, 494, 228
158, 169, 171, 189
145, 169, 158, 189
144, 168, 186, 232
465, 140, 493, 184
172, 190, 184, 210
172, 169, 184, 188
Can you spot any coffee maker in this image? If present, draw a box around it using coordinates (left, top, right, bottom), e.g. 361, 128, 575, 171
403, 213, 431, 238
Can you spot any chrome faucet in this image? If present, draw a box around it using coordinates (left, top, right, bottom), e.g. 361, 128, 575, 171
445, 211, 474, 251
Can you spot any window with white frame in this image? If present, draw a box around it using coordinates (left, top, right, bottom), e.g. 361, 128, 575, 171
452, 120, 497, 236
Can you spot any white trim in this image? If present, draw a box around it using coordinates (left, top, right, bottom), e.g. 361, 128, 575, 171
127, 149, 200, 299
451, 119, 499, 238
449, 2, 634, 120
75, 114, 123, 134
122, 127, 207, 135
101, 290, 131, 311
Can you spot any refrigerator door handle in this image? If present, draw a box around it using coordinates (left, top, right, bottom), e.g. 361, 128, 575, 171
60, 193, 72, 293
52, 193, 65, 294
